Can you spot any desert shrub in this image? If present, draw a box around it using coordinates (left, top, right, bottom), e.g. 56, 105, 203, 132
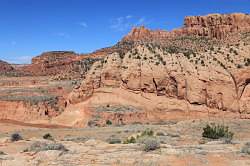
233, 50, 238, 55
106, 119, 112, 125
241, 142, 250, 154
141, 137, 160, 152
96, 105, 140, 113
136, 55, 141, 59
123, 136, 136, 144
87, 120, 100, 127
229, 48, 234, 53
43, 133, 54, 140
123, 129, 156, 145
119, 53, 125, 59
24, 141, 68, 152
11, 133, 23, 142
210, 47, 214, 51
244, 58, 250, 66
202, 124, 234, 141
0, 151, 6, 155
237, 64, 242, 68
201, 60, 205, 66
156, 132, 165, 136
107, 137, 122, 144
63, 136, 88, 143
141, 129, 154, 137
155, 62, 160, 65
164, 46, 180, 54
0, 95, 57, 105
183, 51, 194, 59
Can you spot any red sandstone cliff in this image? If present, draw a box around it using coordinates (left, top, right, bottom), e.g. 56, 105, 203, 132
122, 13, 250, 42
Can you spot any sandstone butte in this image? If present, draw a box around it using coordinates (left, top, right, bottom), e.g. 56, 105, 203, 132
1, 13, 250, 127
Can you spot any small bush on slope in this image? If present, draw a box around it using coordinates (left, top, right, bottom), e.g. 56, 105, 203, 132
11, 133, 23, 142
241, 142, 250, 154
142, 137, 160, 152
43, 133, 54, 141
202, 124, 234, 143
24, 142, 68, 152
123, 129, 160, 152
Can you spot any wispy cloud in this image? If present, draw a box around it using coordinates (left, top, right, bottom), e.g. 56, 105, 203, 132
79, 21, 88, 28
110, 15, 150, 32
125, 15, 133, 19
54, 32, 70, 38
6, 55, 33, 64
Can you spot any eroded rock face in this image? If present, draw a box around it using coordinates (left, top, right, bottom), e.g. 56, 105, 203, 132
123, 13, 250, 42
23, 51, 77, 76
69, 38, 250, 120
20, 51, 101, 80
184, 13, 250, 39
0, 100, 61, 121
2, 13, 250, 125
0, 60, 14, 74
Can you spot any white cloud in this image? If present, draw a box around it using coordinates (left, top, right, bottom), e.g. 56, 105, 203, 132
5, 55, 33, 64
79, 22, 88, 28
110, 16, 150, 32
126, 15, 133, 19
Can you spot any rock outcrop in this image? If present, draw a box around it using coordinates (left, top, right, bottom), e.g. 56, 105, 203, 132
183, 13, 250, 39
68, 17, 250, 125
1, 13, 250, 126
20, 51, 101, 79
122, 13, 250, 42
0, 60, 14, 74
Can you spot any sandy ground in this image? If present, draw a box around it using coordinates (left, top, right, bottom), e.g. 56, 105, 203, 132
0, 119, 250, 166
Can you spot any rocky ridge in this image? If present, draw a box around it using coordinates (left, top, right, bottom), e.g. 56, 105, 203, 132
1, 13, 250, 126
65, 13, 250, 126
0, 60, 15, 75
122, 13, 250, 42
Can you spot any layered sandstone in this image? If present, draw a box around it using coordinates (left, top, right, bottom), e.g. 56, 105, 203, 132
122, 13, 250, 42
1, 13, 250, 126
67, 36, 250, 126
20, 51, 101, 79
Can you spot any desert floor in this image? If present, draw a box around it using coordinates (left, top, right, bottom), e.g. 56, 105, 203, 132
0, 118, 250, 166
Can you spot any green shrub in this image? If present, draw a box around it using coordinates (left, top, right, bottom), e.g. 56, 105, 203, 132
24, 142, 68, 152
241, 142, 250, 154
107, 137, 122, 144
155, 62, 160, 65
156, 132, 165, 136
106, 119, 112, 125
123, 129, 155, 144
43, 133, 54, 140
123, 136, 136, 144
202, 124, 234, 141
136, 55, 141, 59
0, 151, 6, 155
142, 137, 160, 152
11, 133, 23, 142
233, 50, 238, 55
237, 64, 242, 68
141, 129, 154, 137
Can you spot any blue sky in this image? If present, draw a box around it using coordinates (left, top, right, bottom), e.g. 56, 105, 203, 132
0, 0, 250, 64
